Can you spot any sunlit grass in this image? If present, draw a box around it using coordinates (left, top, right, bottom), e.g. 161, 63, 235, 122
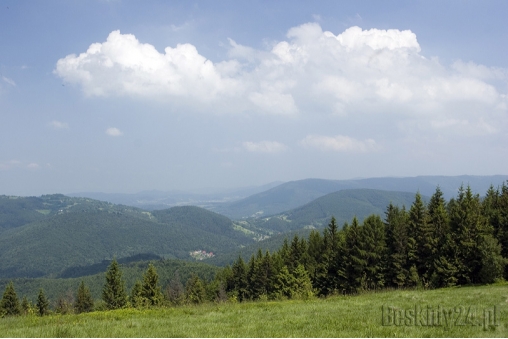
1, 283, 507, 337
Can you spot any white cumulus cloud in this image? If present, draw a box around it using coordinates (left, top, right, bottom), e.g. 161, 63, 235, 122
242, 141, 288, 154
300, 135, 378, 153
54, 23, 508, 133
106, 127, 123, 137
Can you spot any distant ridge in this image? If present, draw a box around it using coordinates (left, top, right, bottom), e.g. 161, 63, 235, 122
210, 175, 508, 219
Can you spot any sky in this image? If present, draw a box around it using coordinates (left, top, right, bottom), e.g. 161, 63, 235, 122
0, 0, 507, 196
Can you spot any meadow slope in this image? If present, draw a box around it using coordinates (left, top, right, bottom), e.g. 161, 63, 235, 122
1, 284, 507, 337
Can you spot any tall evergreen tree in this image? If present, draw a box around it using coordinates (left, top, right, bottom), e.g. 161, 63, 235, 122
130, 281, 144, 308
339, 216, 366, 293
231, 256, 248, 302
361, 215, 387, 290
427, 187, 457, 287
74, 281, 94, 313
408, 192, 432, 284
141, 263, 164, 306
36, 288, 49, 316
0, 281, 21, 316
102, 258, 127, 310
306, 230, 324, 286
385, 203, 409, 287
450, 185, 493, 284
484, 182, 508, 279
247, 250, 271, 299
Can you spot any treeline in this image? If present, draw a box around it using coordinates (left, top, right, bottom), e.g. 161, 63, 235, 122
218, 184, 508, 299
0, 259, 223, 316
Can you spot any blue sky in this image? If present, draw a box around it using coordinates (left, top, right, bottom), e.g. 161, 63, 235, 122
1, 1, 507, 195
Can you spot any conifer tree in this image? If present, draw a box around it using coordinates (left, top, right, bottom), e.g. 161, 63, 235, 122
340, 216, 366, 293
231, 256, 248, 302
247, 250, 269, 299
272, 265, 296, 299
408, 192, 431, 283
478, 234, 506, 283
130, 281, 144, 308
74, 281, 94, 313
0, 281, 21, 316
450, 185, 492, 284
291, 264, 313, 299
36, 288, 49, 316
260, 251, 276, 297
185, 274, 206, 304
102, 258, 127, 310
385, 203, 409, 287
306, 230, 323, 286
427, 187, 457, 287
21, 296, 31, 316
361, 215, 387, 290
141, 263, 163, 306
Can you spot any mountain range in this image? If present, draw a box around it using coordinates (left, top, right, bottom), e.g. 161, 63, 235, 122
0, 175, 506, 281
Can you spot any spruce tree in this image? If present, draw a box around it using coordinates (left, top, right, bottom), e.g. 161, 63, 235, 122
450, 185, 492, 284
75, 281, 94, 313
36, 288, 49, 316
21, 296, 31, 316
141, 263, 163, 306
361, 215, 387, 290
291, 264, 313, 299
185, 274, 206, 304
247, 250, 268, 300
385, 203, 409, 287
408, 192, 431, 284
306, 230, 323, 286
478, 235, 506, 283
130, 281, 144, 308
340, 216, 366, 293
231, 256, 248, 302
102, 258, 127, 310
427, 187, 457, 287
272, 265, 296, 299
0, 281, 21, 316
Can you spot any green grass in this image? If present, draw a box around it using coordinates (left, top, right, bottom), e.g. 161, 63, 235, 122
1, 284, 507, 337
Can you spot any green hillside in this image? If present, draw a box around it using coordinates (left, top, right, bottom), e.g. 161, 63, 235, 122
205, 189, 420, 266
0, 196, 253, 279
249, 189, 420, 233
210, 175, 508, 219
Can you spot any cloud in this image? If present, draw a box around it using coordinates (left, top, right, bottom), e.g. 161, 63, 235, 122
106, 127, 123, 136
242, 141, 288, 154
2, 76, 16, 87
0, 160, 41, 171
54, 24, 508, 132
49, 120, 69, 129
27, 163, 40, 170
300, 135, 378, 153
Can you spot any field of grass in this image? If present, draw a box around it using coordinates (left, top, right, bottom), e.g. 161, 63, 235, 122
1, 283, 507, 337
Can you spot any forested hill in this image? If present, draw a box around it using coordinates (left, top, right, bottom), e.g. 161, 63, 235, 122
207, 189, 420, 265
247, 189, 422, 233
210, 175, 508, 219
0, 195, 254, 279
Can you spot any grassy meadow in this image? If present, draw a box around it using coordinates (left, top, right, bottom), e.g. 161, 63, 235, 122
1, 283, 507, 337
